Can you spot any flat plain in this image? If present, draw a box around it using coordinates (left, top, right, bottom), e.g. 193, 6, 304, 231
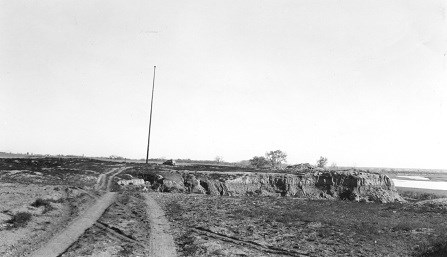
155, 193, 447, 257
1, 157, 447, 256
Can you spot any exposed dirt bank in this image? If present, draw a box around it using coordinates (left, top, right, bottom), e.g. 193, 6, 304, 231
126, 166, 403, 203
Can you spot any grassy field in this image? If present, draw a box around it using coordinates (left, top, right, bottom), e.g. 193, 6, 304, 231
397, 187, 447, 201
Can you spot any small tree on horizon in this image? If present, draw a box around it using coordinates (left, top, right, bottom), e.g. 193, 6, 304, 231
265, 150, 287, 169
317, 156, 328, 168
249, 156, 269, 169
215, 156, 223, 163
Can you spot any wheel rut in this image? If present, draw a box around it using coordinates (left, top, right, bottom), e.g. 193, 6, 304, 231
143, 193, 177, 257
191, 226, 309, 256
29, 166, 128, 257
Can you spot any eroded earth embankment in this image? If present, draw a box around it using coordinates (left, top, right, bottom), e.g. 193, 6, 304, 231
128, 167, 404, 203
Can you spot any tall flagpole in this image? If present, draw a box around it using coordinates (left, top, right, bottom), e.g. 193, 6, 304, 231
146, 66, 156, 164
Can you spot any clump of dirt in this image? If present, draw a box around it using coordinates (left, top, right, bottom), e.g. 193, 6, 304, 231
155, 193, 447, 257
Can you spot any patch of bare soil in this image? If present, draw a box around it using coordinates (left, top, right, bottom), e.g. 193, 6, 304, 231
61, 191, 152, 256
0, 183, 95, 256
0, 158, 123, 256
155, 193, 447, 257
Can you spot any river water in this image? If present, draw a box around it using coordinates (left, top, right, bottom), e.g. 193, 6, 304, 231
392, 176, 447, 191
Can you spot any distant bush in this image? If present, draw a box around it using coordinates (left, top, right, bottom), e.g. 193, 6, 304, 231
7, 212, 32, 229
249, 150, 288, 169
316, 156, 328, 168
265, 150, 287, 169
249, 156, 270, 169
214, 156, 223, 163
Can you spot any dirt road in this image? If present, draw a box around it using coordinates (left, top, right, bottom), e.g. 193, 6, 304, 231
94, 167, 121, 191
144, 193, 177, 257
30, 167, 127, 257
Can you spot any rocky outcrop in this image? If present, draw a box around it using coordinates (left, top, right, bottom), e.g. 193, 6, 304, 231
141, 169, 403, 203
117, 178, 146, 186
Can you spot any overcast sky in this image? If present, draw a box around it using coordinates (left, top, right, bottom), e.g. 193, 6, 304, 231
1, 0, 446, 168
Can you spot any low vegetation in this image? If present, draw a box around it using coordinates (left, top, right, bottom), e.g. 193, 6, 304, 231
415, 233, 447, 257
396, 187, 447, 202
248, 156, 270, 169
7, 212, 32, 229
399, 191, 444, 202
0, 158, 117, 188
30, 198, 60, 213
158, 193, 447, 257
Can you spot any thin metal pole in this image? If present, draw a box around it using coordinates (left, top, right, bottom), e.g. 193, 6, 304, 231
146, 66, 156, 164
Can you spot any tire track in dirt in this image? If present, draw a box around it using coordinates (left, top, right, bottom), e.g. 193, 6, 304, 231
93, 221, 145, 246
29, 166, 128, 257
94, 167, 120, 191
144, 193, 177, 257
191, 227, 309, 256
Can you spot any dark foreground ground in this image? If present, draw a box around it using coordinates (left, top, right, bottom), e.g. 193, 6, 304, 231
61, 191, 152, 256
155, 193, 447, 257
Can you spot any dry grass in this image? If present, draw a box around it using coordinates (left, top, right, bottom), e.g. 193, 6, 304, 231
415, 233, 447, 257
398, 188, 447, 202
